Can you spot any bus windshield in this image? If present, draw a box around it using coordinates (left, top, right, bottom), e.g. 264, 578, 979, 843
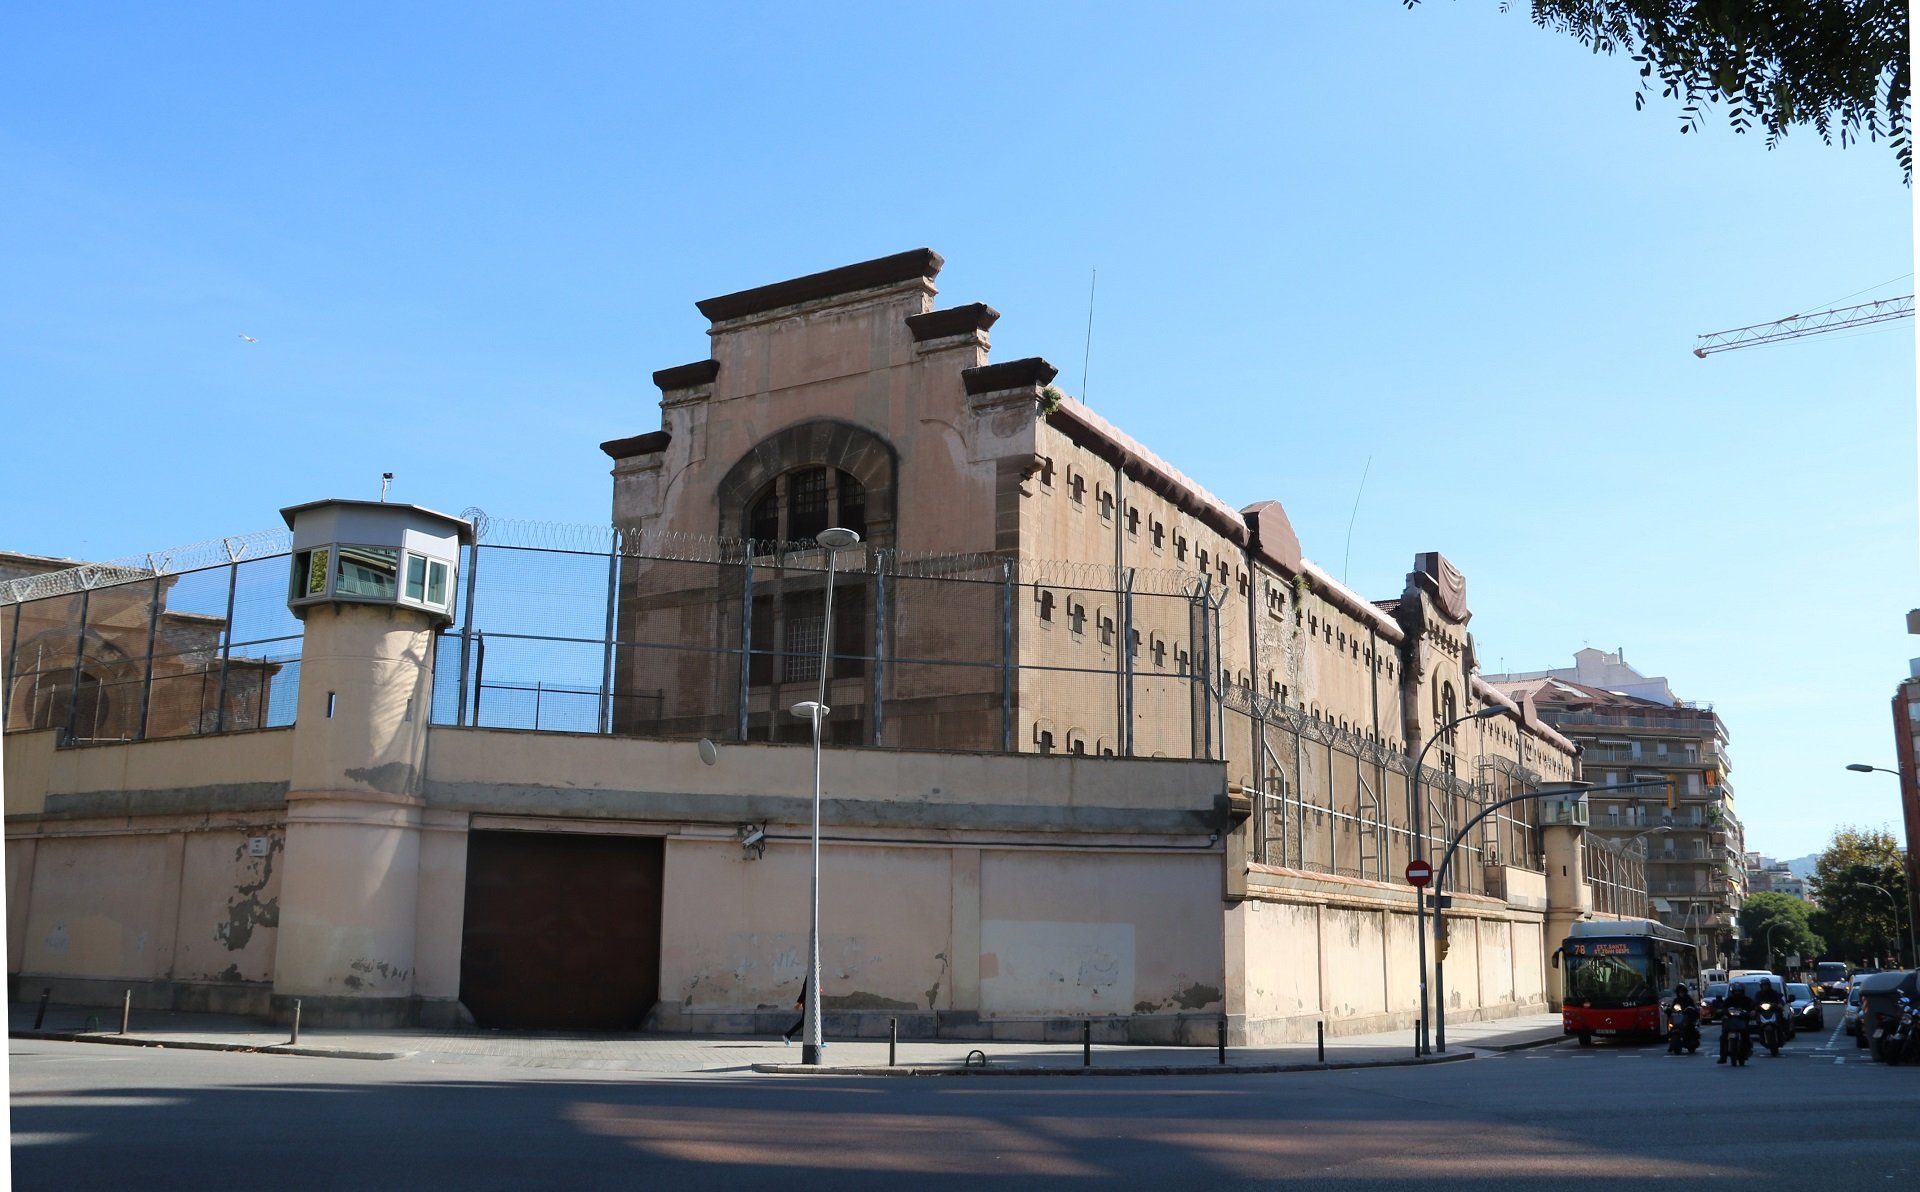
1564, 951, 1657, 1008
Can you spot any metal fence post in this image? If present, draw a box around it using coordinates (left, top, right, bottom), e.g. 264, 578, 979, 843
212, 559, 240, 733
455, 542, 481, 727
471, 632, 487, 726
1213, 591, 1227, 759
62, 588, 91, 743
1000, 559, 1015, 753
1, 600, 21, 727
598, 530, 620, 735
1119, 568, 1134, 757
870, 552, 886, 747
1195, 580, 1212, 761
737, 557, 753, 741
135, 576, 161, 741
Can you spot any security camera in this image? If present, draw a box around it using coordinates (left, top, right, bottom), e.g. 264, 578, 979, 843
742, 827, 765, 848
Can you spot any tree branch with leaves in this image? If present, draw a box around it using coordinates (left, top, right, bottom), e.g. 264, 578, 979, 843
1407, 1, 1911, 182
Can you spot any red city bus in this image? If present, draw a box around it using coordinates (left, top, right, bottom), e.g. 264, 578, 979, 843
1555, 920, 1697, 1045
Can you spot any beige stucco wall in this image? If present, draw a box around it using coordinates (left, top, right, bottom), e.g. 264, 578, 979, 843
658, 837, 952, 1016
12, 820, 283, 997
615, 277, 1007, 561
1228, 867, 1548, 1044
979, 849, 1222, 1019
424, 725, 1223, 821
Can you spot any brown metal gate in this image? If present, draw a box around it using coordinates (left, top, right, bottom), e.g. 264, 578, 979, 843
458, 830, 664, 1030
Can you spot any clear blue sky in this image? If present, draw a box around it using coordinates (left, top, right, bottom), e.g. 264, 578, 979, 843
3, 3, 1913, 859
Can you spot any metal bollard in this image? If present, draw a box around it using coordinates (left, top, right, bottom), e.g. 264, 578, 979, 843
888, 1016, 897, 1067
120, 990, 131, 1035
290, 999, 302, 1045
1083, 1020, 1092, 1068
1317, 1020, 1325, 1063
34, 988, 50, 1030
1217, 1018, 1227, 1065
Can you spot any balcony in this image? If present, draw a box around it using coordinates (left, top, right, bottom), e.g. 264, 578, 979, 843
1551, 708, 1726, 737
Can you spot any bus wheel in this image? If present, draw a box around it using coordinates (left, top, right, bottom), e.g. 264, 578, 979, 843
1578, 1031, 1593, 1047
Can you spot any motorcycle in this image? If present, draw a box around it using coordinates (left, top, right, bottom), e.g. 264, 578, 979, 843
1666, 1004, 1700, 1054
1722, 1006, 1755, 1067
1755, 998, 1785, 1056
1872, 992, 1918, 1065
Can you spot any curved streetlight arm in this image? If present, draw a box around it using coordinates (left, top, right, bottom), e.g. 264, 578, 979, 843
1860, 882, 1918, 969
1409, 705, 1505, 1055
1432, 777, 1666, 1053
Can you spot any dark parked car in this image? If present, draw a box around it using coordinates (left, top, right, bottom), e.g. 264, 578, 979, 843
1786, 982, 1824, 1030
1855, 970, 1920, 1061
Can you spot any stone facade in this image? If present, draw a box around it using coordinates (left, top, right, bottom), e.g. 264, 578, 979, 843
7, 251, 1655, 1043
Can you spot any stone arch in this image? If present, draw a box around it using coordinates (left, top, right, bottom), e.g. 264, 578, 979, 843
715, 420, 898, 545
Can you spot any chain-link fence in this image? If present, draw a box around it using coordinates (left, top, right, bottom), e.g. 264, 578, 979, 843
1232, 689, 1547, 901
429, 525, 1217, 758
2, 516, 1559, 890
2, 541, 303, 744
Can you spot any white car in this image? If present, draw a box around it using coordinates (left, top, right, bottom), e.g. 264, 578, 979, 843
1844, 980, 1872, 1037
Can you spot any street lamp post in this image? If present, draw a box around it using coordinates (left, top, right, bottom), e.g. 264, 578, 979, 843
788, 526, 860, 1067
1763, 922, 1789, 971
1433, 777, 1678, 1052
1411, 705, 1504, 1055
1842, 767, 1916, 970
1861, 882, 1917, 970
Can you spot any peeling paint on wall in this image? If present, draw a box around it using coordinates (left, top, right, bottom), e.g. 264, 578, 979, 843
217, 831, 282, 951
217, 895, 279, 951
823, 991, 918, 1012
342, 761, 416, 794
925, 951, 949, 1010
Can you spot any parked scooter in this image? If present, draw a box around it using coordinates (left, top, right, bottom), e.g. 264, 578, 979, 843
1755, 996, 1785, 1056
1872, 991, 1918, 1065
1722, 1006, 1755, 1067
1666, 1003, 1700, 1054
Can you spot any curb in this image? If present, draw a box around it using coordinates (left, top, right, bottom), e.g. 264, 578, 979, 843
1476, 1033, 1573, 1053
10, 1029, 409, 1062
750, 1050, 1475, 1077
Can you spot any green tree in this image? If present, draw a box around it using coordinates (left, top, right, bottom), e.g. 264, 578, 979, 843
1736, 890, 1822, 969
1406, 1, 1912, 181
1809, 825, 1909, 966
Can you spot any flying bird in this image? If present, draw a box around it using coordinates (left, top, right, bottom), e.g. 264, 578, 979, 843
238, 334, 258, 343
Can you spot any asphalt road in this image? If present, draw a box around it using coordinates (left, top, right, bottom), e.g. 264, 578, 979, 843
12, 1027, 1917, 1190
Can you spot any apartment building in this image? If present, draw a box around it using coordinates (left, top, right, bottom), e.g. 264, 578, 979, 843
1487, 650, 1743, 968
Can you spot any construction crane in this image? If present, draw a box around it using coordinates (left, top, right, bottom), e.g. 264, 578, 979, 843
1693, 294, 1914, 357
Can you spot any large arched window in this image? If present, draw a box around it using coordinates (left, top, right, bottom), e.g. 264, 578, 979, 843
743, 467, 871, 745
745, 467, 867, 548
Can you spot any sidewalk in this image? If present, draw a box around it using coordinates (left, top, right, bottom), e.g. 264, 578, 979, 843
9, 1000, 1567, 1077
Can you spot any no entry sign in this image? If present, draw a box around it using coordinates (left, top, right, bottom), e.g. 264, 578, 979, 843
1405, 860, 1433, 888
